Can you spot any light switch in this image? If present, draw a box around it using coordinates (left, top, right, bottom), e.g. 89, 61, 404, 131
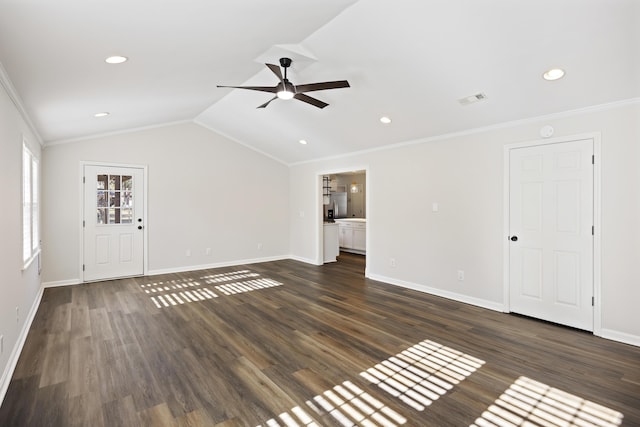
432, 202, 439, 212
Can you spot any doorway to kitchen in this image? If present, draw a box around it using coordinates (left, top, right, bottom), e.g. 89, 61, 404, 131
318, 169, 368, 276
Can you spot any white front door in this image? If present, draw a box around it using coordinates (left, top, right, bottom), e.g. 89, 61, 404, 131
83, 165, 145, 282
509, 139, 594, 331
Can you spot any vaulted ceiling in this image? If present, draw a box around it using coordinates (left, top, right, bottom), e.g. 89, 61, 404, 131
1, 0, 638, 164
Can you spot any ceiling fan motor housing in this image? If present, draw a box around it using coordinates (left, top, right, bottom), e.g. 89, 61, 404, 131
279, 57, 292, 68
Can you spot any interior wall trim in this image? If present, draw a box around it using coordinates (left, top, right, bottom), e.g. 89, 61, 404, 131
599, 329, 640, 348
0, 286, 44, 407
367, 272, 505, 313
146, 255, 290, 277
289, 97, 640, 167
0, 61, 43, 145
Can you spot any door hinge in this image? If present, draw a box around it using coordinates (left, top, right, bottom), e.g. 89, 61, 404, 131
592, 155, 594, 164
83, 220, 85, 228
82, 264, 85, 271
592, 296, 594, 306
83, 176, 85, 184
592, 225, 594, 235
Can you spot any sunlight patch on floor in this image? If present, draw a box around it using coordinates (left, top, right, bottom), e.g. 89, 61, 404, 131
360, 339, 485, 411
259, 339, 486, 427
215, 278, 283, 295
471, 376, 624, 427
141, 270, 282, 308
201, 270, 260, 283
258, 381, 406, 427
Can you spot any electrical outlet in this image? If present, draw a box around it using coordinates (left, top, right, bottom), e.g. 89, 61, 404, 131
458, 270, 465, 281
390, 258, 396, 268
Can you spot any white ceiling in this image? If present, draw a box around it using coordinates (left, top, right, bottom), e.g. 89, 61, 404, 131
1, 0, 638, 165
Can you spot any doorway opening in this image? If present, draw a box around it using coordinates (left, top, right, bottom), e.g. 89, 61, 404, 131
317, 169, 368, 276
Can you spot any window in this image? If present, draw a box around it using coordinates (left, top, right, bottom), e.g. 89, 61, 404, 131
96, 174, 133, 224
23, 142, 40, 267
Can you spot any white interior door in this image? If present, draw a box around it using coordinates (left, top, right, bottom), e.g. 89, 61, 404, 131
509, 139, 594, 331
83, 165, 145, 281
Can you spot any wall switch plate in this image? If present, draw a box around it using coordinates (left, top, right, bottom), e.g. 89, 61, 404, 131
186, 249, 191, 257
390, 258, 396, 267
257, 243, 263, 250
432, 202, 439, 212
457, 270, 465, 281
205, 248, 211, 255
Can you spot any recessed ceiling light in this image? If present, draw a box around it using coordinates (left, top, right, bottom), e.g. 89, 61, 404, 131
299, 139, 308, 145
543, 68, 565, 81
94, 112, 110, 118
380, 116, 392, 124
105, 55, 128, 64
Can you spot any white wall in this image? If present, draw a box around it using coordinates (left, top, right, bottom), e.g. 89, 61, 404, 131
289, 101, 640, 345
0, 80, 42, 399
42, 122, 290, 284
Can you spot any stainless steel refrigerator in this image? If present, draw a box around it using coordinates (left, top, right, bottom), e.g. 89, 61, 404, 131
330, 192, 348, 218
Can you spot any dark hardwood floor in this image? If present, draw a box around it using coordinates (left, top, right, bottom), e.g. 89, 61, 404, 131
1, 253, 639, 426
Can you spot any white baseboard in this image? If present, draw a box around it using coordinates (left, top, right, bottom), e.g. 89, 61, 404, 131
288, 255, 321, 265
367, 273, 506, 312
42, 278, 80, 288
0, 286, 44, 406
599, 329, 640, 348
147, 254, 290, 276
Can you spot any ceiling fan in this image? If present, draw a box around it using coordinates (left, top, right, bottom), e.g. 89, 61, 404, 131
217, 57, 350, 109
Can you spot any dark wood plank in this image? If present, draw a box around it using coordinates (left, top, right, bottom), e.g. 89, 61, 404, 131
1, 253, 639, 426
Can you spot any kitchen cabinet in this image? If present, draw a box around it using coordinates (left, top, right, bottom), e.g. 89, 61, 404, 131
335, 219, 366, 254
353, 227, 366, 251
339, 225, 352, 248
323, 223, 339, 263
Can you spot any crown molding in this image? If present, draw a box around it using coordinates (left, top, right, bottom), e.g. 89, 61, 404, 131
0, 61, 43, 146
289, 97, 640, 167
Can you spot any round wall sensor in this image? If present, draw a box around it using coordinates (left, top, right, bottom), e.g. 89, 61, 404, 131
540, 125, 554, 138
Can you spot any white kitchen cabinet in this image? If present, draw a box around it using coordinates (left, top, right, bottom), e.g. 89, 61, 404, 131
339, 225, 353, 248
353, 227, 366, 251
323, 223, 339, 263
335, 219, 366, 254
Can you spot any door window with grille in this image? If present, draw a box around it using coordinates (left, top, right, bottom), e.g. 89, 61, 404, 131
96, 174, 133, 224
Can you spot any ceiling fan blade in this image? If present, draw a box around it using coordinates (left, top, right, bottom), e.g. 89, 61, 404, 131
294, 80, 350, 93
217, 85, 277, 93
294, 93, 329, 109
266, 63, 284, 83
257, 96, 278, 109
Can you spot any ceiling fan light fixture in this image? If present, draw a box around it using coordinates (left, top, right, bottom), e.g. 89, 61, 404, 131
380, 116, 392, 124
299, 139, 308, 145
277, 90, 294, 100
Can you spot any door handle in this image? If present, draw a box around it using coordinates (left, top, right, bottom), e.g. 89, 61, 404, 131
138, 225, 143, 230
510, 236, 518, 242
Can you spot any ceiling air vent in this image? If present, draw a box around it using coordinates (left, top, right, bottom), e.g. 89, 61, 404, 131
458, 92, 488, 106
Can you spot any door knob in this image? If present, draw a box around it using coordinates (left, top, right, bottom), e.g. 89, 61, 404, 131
510, 236, 518, 242
138, 225, 143, 230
